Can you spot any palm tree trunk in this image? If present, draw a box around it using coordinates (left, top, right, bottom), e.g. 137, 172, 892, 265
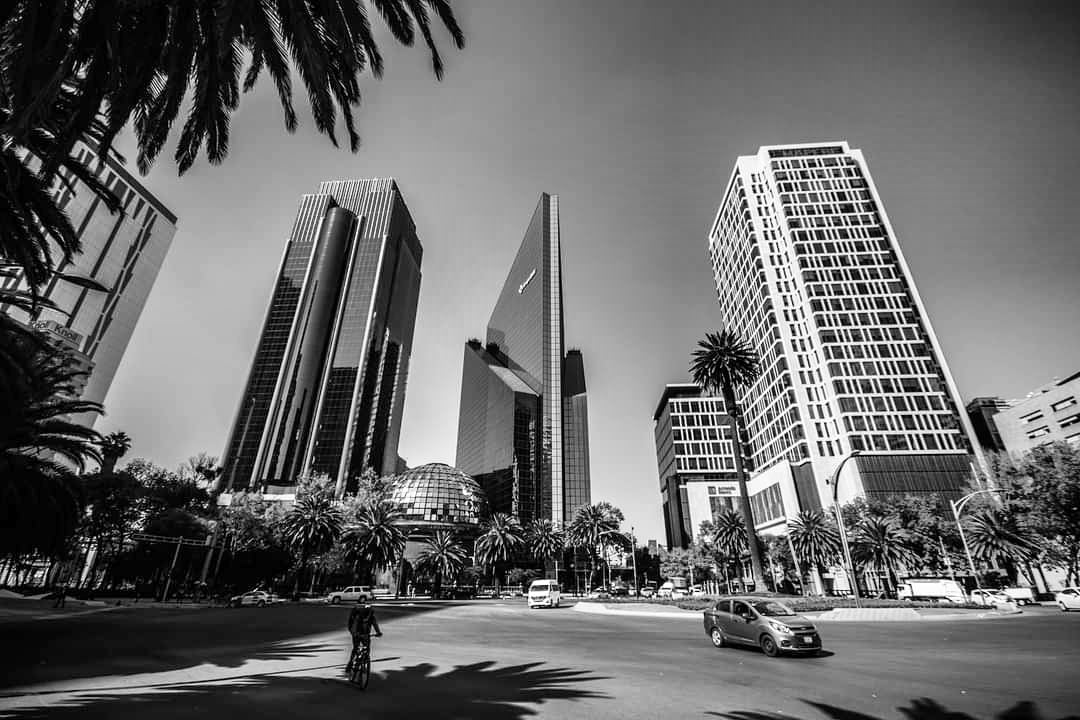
721, 384, 766, 587
810, 562, 825, 596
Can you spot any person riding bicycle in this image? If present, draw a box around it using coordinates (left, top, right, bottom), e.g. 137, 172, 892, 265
346, 597, 382, 671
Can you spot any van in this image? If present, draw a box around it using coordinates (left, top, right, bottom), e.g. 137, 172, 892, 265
527, 580, 562, 609
896, 578, 966, 604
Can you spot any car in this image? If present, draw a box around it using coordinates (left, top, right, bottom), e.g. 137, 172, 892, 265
610, 581, 630, 597
325, 586, 374, 604
703, 596, 821, 658
230, 590, 273, 608
969, 589, 1013, 607
1056, 587, 1080, 612
640, 583, 657, 599
1001, 587, 1036, 606
528, 580, 562, 608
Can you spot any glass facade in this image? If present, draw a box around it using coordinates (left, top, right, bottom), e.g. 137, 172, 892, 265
455, 194, 590, 526
388, 463, 490, 531
1, 141, 177, 427
221, 179, 422, 496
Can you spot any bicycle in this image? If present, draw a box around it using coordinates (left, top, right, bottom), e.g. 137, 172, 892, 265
346, 636, 378, 689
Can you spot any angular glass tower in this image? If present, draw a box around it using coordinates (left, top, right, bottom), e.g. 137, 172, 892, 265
455, 194, 591, 525
220, 179, 421, 497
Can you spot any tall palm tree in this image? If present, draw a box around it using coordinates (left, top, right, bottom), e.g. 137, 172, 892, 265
100, 432, 133, 474
787, 510, 842, 596
690, 328, 766, 587
475, 513, 524, 590
566, 503, 622, 588
281, 488, 343, 595
965, 508, 1041, 585
415, 531, 467, 598
851, 516, 916, 592
711, 508, 749, 592
341, 503, 406, 584
526, 519, 565, 569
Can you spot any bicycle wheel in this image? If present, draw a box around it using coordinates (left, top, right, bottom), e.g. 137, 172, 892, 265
357, 649, 370, 689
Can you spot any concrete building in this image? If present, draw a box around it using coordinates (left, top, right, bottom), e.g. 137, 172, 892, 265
994, 371, 1080, 456
966, 397, 1010, 452
220, 179, 422, 498
704, 142, 983, 530
1, 141, 177, 425
455, 193, 591, 526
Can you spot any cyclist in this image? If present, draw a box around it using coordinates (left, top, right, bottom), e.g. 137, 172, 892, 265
346, 597, 382, 672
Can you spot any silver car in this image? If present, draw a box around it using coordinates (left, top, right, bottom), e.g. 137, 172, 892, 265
702, 596, 821, 657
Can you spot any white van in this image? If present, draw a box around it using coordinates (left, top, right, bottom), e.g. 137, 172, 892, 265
896, 578, 966, 604
527, 580, 562, 609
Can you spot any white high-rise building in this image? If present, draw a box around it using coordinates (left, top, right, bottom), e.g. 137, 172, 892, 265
1, 142, 177, 426
706, 142, 983, 533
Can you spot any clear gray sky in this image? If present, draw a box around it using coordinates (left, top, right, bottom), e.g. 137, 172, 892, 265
104, 0, 1080, 543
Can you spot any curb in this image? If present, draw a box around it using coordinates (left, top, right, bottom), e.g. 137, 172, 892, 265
572, 602, 1026, 623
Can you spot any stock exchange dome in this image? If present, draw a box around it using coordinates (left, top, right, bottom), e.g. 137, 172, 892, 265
388, 463, 489, 531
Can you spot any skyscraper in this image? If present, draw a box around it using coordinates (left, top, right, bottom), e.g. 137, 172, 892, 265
706, 142, 983, 528
220, 179, 422, 497
1, 141, 177, 425
455, 193, 591, 526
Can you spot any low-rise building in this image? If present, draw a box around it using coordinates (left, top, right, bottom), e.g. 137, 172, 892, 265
994, 371, 1080, 456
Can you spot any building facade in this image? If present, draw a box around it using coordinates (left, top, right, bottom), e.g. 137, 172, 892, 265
1, 142, 177, 425
220, 179, 422, 498
993, 371, 1080, 456
455, 193, 591, 526
705, 142, 983, 526
965, 397, 1010, 452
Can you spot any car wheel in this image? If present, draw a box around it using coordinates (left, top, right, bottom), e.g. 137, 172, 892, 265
257, 600, 266, 607
760, 634, 780, 658
710, 627, 725, 648
332, 596, 340, 605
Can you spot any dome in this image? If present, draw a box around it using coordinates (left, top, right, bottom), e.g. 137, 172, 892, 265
388, 463, 489, 531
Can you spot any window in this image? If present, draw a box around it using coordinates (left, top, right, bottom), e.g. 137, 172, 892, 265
1020, 411, 1045, 424
1026, 426, 1051, 440
1052, 397, 1077, 413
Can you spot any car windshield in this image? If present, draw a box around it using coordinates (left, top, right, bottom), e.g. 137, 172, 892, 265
752, 601, 796, 616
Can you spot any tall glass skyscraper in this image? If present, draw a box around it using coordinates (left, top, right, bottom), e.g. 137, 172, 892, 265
707, 143, 984, 524
1, 141, 177, 426
455, 193, 591, 526
220, 179, 421, 497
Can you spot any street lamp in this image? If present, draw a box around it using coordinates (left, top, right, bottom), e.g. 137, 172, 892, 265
826, 450, 861, 608
950, 489, 997, 595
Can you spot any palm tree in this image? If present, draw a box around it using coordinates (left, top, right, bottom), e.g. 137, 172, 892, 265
787, 510, 842, 596
281, 488, 343, 596
341, 503, 406, 585
851, 516, 916, 593
415, 531, 467, 598
566, 503, 621, 589
690, 328, 766, 587
100, 432, 133, 474
475, 513, 524, 590
526, 519, 565, 567
711, 509, 749, 592
964, 508, 1041, 585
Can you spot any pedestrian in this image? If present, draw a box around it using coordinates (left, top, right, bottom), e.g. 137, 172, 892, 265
53, 584, 67, 609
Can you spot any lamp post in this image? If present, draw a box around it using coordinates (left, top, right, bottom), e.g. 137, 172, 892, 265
951, 489, 997, 595
826, 450, 861, 608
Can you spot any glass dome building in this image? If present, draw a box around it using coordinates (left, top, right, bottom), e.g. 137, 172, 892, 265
388, 463, 489, 533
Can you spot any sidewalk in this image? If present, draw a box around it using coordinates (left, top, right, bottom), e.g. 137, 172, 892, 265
572, 602, 1024, 622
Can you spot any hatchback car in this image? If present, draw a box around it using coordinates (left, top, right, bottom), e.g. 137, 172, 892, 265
230, 590, 272, 608
703, 596, 821, 657
969, 589, 1013, 607
1056, 587, 1080, 611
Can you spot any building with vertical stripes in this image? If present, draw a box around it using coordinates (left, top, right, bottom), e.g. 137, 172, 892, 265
455, 193, 591, 526
705, 143, 984, 533
219, 179, 422, 498
1, 141, 177, 426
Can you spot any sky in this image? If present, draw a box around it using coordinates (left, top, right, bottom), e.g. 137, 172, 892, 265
101, 0, 1080, 543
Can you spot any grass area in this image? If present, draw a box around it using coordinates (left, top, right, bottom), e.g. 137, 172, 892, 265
585, 596, 986, 612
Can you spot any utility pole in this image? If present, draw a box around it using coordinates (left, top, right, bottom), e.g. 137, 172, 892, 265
630, 527, 639, 596
162, 536, 183, 602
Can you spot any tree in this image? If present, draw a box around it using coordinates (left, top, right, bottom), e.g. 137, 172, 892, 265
689, 328, 766, 587
99, 432, 133, 474
475, 513, 524, 589
851, 515, 916, 592
787, 510, 842, 596
704, 510, 750, 592
566, 504, 621, 588
282, 484, 343, 595
180, 453, 221, 491
525, 519, 565, 569
964, 508, 1041, 586
1021, 442, 1080, 585
415, 531, 467, 597
341, 503, 405, 584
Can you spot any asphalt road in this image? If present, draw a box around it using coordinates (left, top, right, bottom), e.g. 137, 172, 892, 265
1, 600, 1078, 720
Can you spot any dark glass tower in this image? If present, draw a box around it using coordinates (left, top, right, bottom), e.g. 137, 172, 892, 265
221, 179, 422, 497
455, 193, 590, 525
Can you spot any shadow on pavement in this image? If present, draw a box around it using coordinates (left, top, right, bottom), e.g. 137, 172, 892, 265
708, 698, 1080, 720
0, 602, 449, 689
1, 659, 609, 719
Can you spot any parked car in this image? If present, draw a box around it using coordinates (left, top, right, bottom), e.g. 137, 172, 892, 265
640, 583, 657, 599
1001, 587, 1036, 606
703, 596, 821, 657
325, 586, 374, 604
230, 590, 273, 608
528, 580, 562, 609
1055, 587, 1080, 612
610, 580, 630, 597
969, 589, 1012, 607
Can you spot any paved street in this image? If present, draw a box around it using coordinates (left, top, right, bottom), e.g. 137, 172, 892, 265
1, 600, 1078, 719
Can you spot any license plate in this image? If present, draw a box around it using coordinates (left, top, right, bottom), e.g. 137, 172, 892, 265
802, 636, 813, 644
